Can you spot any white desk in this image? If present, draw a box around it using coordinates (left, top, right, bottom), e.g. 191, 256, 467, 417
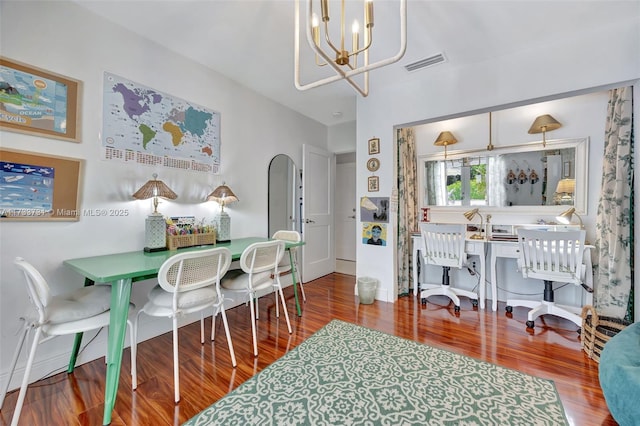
412, 233, 593, 312
412, 233, 487, 309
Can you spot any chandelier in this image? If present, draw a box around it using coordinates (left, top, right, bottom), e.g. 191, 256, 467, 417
294, 0, 407, 96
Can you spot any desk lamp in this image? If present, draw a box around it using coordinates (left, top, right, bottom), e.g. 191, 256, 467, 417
463, 208, 485, 240
207, 183, 238, 243
132, 173, 177, 252
556, 207, 584, 229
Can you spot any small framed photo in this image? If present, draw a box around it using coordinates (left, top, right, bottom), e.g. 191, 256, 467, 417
367, 175, 379, 192
563, 161, 571, 177
368, 137, 380, 155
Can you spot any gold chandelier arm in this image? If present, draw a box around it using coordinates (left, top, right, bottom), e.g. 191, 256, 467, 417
322, 21, 342, 56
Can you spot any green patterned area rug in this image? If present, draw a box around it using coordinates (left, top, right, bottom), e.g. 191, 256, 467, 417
185, 320, 568, 425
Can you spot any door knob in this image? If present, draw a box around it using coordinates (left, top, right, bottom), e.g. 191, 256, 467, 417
304, 219, 315, 224
349, 215, 356, 219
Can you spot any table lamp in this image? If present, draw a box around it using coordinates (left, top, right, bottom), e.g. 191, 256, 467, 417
555, 178, 575, 205
207, 183, 238, 243
132, 173, 177, 252
556, 207, 584, 229
463, 208, 485, 240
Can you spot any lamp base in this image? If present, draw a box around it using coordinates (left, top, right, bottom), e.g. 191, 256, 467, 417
215, 211, 231, 243
144, 246, 167, 253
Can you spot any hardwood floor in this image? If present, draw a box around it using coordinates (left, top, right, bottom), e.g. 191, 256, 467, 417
0, 273, 616, 425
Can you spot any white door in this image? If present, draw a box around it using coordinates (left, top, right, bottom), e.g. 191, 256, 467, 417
335, 162, 356, 261
302, 144, 335, 282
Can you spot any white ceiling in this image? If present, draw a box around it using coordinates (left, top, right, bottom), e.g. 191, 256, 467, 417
75, 0, 639, 126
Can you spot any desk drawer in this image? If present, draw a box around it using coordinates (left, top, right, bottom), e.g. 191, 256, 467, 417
492, 243, 520, 258
465, 241, 484, 255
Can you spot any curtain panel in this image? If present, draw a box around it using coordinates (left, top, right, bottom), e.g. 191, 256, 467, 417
594, 86, 634, 321
397, 127, 418, 296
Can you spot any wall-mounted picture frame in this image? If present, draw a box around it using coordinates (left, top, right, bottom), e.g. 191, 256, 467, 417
366, 157, 380, 172
0, 148, 83, 221
563, 161, 571, 177
368, 137, 380, 155
0, 57, 81, 143
367, 175, 379, 192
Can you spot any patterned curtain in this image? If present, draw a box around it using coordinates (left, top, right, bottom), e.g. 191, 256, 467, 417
397, 127, 418, 296
594, 86, 634, 321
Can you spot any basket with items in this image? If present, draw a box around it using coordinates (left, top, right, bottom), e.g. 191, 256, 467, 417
166, 216, 216, 250
580, 305, 631, 363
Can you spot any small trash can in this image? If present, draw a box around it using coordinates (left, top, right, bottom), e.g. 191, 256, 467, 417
357, 277, 378, 305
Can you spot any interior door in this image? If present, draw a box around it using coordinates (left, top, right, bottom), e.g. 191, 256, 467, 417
302, 144, 335, 282
335, 161, 356, 261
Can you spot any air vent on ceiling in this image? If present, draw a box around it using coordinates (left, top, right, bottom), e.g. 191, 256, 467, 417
404, 53, 446, 72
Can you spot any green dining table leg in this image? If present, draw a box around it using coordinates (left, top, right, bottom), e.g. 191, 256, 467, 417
103, 278, 132, 425
68, 278, 95, 373
289, 250, 302, 316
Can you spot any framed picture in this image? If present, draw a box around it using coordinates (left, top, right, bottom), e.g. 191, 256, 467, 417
0, 57, 81, 143
366, 157, 380, 172
0, 148, 83, 221
563, 161, 571, 177
367, 175, 379, 192
368, 137, 380, 155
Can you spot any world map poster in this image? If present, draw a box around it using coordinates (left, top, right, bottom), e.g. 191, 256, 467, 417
102, 72, 220, 173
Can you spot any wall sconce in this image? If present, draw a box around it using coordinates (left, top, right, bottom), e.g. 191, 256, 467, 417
528, 114, 562, 147
132, 173, 178, 252
556, 207, 583, 229
463, 208, 485, 240
434, 131, 458, 158
207, 183, 238, 243
554, 178, 575, 205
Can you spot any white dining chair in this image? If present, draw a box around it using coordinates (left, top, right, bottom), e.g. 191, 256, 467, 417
131, 247, 237, 403
272, 230, 305, 302
221, 240, 292, 356
0, 257, 134, 426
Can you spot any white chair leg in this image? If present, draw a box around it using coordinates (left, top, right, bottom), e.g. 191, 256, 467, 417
278, 286, 292, 334
219, 308, 237, 367
199, 313, 205, 344
211, 311, 217, 341
172, 316, 180, 403
11, 327, 43, 426
0, 324, 30, 409
249, 296, 259, 357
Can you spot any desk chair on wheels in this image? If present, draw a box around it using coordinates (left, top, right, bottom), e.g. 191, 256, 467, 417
505, 229, 589, 330
419, 223, 478, 312
0, 257, 134, 426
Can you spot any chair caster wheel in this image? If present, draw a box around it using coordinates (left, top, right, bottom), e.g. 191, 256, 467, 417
471, 299, 478, 307
421, 298, 426, 305
454, 305, 461, 313
505, 306, 513, 313
526, 320, 535, 329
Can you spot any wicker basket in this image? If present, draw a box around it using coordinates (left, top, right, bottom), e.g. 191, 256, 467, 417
581, 305, 631, 362
167, 231, 216, 250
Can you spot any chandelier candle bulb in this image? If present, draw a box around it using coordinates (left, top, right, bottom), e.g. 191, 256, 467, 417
365, 0, 374, 28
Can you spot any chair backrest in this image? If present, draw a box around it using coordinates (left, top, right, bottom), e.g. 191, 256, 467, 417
420, 223, 467, 268
240, 240, 286, 274
14, 257, 52, 323
517, 229, 586, 284
158, 247, 231, 293
272, 230, 301, 244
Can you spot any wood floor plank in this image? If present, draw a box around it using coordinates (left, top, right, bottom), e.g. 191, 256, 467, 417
0, 273, 617, 425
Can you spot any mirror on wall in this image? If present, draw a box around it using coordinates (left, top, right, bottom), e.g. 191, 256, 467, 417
268, 154, 300, 237
419, 137, 588, 213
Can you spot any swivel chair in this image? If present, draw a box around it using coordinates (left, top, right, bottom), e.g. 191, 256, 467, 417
419, 223, 478, 312
505, 229, 588, 330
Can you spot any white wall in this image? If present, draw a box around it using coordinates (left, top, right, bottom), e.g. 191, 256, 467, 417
355, 11, 640, 314
328, 121, 356, 153
0, 1, 327, 389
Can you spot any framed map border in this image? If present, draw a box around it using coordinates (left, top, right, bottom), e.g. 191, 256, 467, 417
0, 57, 81, 143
